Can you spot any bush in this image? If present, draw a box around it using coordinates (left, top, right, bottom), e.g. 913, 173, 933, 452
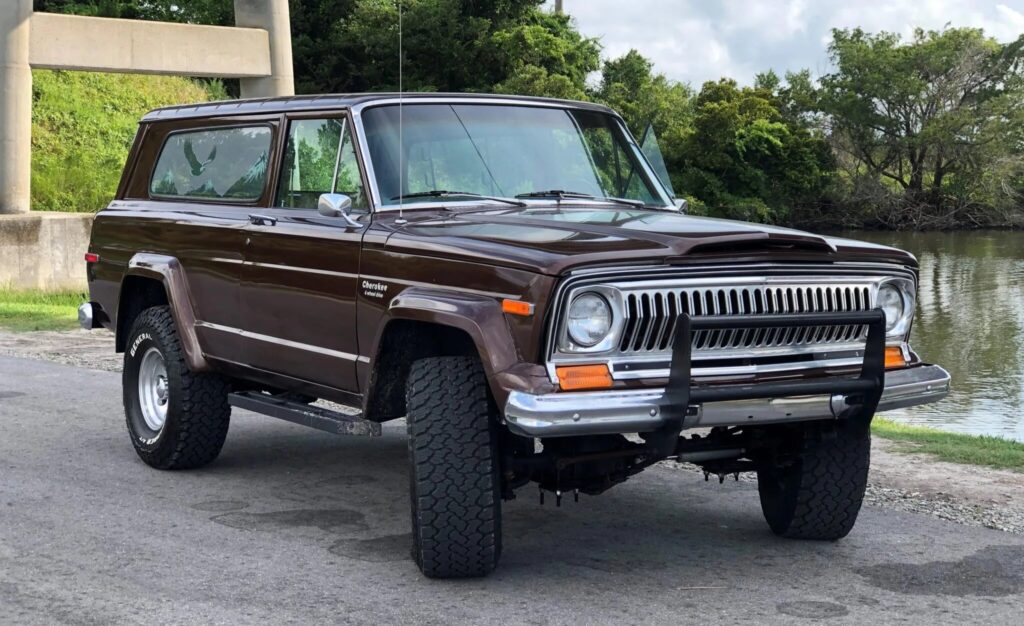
31, 70, 223, 212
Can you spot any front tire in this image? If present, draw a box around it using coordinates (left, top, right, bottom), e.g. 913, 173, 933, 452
757, 420, 871, 540
406, 356, 502, 578
123, 305, 231, 470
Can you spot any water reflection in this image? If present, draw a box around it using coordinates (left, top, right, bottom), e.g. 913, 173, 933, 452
841, 231, 1024, 440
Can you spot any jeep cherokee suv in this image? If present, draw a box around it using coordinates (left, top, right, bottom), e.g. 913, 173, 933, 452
80, 94, 950, 578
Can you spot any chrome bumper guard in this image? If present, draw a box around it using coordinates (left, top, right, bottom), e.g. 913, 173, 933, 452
78, 302, 96, 330
506, 310, 950, 437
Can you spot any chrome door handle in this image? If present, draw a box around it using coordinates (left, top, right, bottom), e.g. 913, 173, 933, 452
248, 214, 278, 226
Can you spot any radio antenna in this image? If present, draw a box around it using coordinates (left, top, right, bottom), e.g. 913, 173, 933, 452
396, 0, 405, 224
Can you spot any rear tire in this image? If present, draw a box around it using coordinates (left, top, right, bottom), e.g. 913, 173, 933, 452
757, 420, 871, 540
406, 356, 502, 578
123, 305, 231, 470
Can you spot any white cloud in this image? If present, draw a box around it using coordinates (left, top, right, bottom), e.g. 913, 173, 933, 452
547, 0, 1024, 86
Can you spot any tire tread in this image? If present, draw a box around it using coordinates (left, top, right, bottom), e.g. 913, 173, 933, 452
758, 422, 870, 540
406, 356, 501, 578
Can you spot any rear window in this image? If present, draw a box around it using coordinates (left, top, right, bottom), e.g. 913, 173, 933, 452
149, 126, 272, 201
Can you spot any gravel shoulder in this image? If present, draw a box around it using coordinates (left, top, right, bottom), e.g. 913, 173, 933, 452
866, 438, 1024, 533
0, 328, 120, 372
3, 327, 1022, 535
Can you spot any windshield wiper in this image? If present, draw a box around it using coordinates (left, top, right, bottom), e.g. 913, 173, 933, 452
390, 190, 526, 207
515, 190, 648, 209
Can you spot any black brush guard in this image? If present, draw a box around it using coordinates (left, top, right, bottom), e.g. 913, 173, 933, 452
513, 309, 889, 494
660, 309, 887, 422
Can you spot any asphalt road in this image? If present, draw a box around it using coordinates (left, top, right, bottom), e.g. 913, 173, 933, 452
2, 355, 1023, 625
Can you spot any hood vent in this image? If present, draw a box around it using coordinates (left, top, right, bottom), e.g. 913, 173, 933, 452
667, 233, 836, 260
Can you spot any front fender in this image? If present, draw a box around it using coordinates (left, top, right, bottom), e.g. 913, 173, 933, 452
383, 286, 521, 380
369, 286, 555, 410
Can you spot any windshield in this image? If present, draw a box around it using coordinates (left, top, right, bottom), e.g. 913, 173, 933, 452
360, 104, 669, 207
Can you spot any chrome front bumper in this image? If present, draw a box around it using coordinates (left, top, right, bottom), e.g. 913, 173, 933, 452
503, 364, 950, 437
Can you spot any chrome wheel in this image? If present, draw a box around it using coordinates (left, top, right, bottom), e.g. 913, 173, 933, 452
138, 347, 169, 432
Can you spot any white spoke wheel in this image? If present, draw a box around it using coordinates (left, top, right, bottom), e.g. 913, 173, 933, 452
123, 305, 231, 470
137, 347, 169, 432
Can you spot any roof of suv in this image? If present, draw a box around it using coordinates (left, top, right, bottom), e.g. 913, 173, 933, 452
141, 92, 617, 122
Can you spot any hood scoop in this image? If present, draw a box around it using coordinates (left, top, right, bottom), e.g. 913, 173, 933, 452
665, 232, 836, 260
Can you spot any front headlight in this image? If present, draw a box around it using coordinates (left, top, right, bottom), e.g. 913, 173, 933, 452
877, 284, 904, 332
566, 293, 612, 347
878, 278, 915, 339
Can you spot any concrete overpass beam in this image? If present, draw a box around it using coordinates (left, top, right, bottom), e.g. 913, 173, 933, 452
28, 13, 273, 78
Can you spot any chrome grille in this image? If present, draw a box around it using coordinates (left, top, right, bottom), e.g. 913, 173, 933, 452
618, 284, 873, 354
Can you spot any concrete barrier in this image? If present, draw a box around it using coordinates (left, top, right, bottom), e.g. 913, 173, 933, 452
0, 212, 93, 291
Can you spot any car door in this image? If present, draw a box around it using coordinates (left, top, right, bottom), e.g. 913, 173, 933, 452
238, 112, 370, 396
138, 118, 279, 365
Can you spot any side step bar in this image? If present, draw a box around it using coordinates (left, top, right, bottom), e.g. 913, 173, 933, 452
228, 391, 381, 437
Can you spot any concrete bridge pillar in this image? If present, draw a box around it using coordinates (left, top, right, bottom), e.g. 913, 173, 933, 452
0, 0, 33, 215
234, 0, 295, 98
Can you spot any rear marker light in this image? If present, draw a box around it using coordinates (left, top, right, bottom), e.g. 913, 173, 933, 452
84, 253, 100, 263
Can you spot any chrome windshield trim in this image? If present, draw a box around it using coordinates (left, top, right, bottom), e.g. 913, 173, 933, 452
349, 98, 676, 212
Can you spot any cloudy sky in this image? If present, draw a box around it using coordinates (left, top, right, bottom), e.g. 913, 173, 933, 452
544, 0, 1024, 86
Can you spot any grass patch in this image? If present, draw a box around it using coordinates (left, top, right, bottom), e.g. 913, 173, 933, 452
0, 289, 85, 332
31, 70, 225, 212
872, 417, 1024, 472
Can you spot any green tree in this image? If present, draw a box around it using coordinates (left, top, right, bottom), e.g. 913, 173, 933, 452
591, 50, 692, 194
332, 0, 599, 94
678, 78, 834, 223
819, 27, 1024, 226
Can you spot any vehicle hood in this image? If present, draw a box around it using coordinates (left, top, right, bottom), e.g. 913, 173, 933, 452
381, 206, 916, 275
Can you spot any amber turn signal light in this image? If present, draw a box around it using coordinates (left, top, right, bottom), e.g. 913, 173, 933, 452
884, 346, 907, 369
502, 299, 534, 316
556, 364, 613, 391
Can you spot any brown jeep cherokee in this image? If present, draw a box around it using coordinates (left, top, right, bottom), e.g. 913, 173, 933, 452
80, 93, 950, 578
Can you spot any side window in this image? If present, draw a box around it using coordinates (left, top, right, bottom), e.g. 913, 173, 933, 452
150, 126, 272, 201
276, 118, 367, 210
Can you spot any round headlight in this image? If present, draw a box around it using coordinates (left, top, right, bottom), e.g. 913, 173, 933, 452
877, 284, 904, 332
567, 293, 612, 347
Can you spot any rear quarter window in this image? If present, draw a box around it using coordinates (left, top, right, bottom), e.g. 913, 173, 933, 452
149, 126, 272, 201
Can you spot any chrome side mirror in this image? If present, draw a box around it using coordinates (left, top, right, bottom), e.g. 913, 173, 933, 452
673, 198, 688, 213
317, 193, 361, 227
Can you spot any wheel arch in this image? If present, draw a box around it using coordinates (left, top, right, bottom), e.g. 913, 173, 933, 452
363, 288, 521, 422
115, 253, 209, 372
